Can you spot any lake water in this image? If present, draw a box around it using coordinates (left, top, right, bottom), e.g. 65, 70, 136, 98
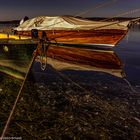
0, 24, 140, 139
0, 24, 140, 85
29, 24, 140, 89
115, 25, 140, 86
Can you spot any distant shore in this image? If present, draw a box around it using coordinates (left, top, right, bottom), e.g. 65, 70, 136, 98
0, 20, 19, 24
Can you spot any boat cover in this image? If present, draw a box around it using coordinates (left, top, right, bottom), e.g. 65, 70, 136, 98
15, 16, 129, 31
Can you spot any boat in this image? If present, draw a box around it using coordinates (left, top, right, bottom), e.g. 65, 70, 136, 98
14, 16, 130, 48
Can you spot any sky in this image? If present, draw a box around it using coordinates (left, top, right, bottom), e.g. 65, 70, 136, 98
0, 0, 140, 21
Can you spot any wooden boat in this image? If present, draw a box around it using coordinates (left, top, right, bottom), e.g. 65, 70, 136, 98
14, 16, 130, 48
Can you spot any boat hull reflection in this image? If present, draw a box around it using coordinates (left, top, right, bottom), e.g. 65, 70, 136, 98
0, 43, 125, 79
38, 45, 125, 78
0, 44, 125, 79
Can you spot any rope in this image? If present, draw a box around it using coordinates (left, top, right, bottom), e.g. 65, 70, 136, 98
101, 8, 140, 22
131, 17, 140, 22
123, 78, 139, 93
0, 32, 52, 138
0, 49, 37, 139
75, 0, 118, 17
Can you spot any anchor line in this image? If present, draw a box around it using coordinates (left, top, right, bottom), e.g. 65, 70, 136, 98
0, 51, 37, 139
123, 78, 138, 93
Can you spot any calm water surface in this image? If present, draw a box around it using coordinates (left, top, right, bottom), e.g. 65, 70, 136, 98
115, 25, 140, 86
0, 24, 140, 86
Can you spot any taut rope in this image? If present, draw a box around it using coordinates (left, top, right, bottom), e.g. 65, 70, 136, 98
75, 0, 118, 17
0, 51, 36, 139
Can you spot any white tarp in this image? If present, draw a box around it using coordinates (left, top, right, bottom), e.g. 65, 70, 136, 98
15, 16, 130, 31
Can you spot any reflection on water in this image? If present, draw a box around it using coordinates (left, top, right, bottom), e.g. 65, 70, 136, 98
0, 44, 36, 80
47, 45, 125, 78
0, 44, 36, 137
0, 44, 124, 80
115, 25, 140, 85
0, 25, 140, 84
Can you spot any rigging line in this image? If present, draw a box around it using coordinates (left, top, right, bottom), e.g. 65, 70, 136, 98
75, 0, 118, 17
0, 50, 37, 139
131, 17, 140, 22
101, 8, 140, 22
123, 78, 139, 93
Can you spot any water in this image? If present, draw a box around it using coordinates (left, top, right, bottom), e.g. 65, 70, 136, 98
0, 24, 140, 139
115, 25, 140, 86
0, 24, 140, 85
31, 25, 140, 87
0, 23, 14, 29
0, 44, 36, 80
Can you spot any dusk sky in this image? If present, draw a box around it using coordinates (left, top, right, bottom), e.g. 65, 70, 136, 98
0, 0, 140, 21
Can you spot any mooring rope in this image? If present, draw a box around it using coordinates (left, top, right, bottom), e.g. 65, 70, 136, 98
0, 51, 37, 139
0, 34, 53, 138
123, 78, 139, 93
